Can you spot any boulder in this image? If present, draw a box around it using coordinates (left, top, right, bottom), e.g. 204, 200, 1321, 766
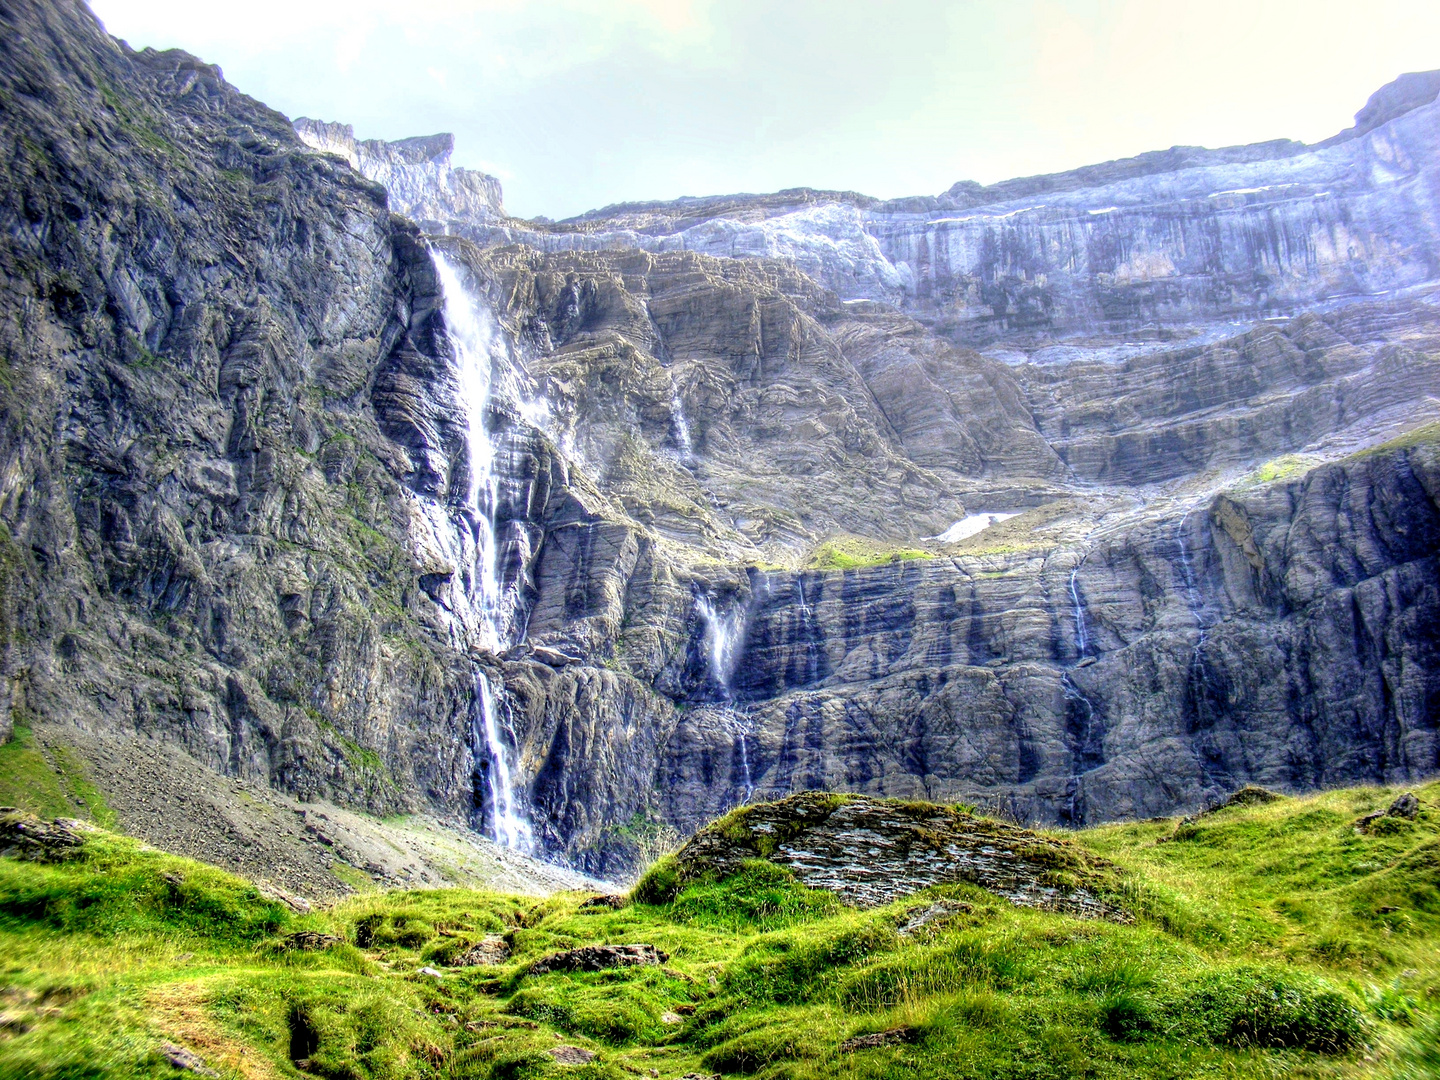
669, 792, 1131, 921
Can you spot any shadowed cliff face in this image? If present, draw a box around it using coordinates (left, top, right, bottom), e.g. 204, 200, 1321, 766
0, 0, 1436, 882
0, 0, 482, 816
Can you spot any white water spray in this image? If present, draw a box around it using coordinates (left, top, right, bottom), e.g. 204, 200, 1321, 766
433, 251, 533, 851
671, 393, 694, 460
696, 593, 753, 801
696, 594, 746, 699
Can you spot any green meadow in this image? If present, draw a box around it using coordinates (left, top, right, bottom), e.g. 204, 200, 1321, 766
0, 779, 1436, 1080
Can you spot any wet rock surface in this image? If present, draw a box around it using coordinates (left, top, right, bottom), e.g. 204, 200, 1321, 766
674, 792, 1131, 920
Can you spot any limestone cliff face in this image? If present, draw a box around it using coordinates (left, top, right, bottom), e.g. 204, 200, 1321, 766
1, 0, 1436, 882
432, 76, 1440, 347
293, 118, 504, 226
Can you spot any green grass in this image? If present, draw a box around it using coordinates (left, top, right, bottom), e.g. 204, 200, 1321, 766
0, 725, 115, 826
0, 779, 1437, 1079
1348, 421, 1440, 461
1242, 452, 1321, 486
807, 538, 932, 571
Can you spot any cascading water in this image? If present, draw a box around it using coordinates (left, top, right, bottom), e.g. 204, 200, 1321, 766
696, 593, 753, 801
795, 577, 822, 686
671, 392, 694, 461
1068, 558, 1089, 659
432, 251, 533, 851
1061, 551, 1101, 778
696, 594, 746, 699
1174, 511, 1212, 725
1174, 512, 1209, 661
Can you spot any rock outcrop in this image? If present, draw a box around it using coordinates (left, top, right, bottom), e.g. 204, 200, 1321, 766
294, 118, 504, 225
668, 792, 1130, 919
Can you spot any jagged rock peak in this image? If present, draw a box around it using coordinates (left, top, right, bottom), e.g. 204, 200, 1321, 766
293, 117, 504, 223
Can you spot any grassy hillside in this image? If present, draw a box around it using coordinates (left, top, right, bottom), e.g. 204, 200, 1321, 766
0, 780, 1436, 1080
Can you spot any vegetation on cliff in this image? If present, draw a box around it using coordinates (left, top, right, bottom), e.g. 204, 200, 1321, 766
0, 780, 1436, 1079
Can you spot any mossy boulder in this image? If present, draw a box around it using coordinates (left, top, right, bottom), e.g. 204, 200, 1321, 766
656, 791, 1131, 920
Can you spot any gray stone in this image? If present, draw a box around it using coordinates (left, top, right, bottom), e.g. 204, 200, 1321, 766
548, 1045, 596, 1065
529, 944, 669, 974
673, 792, 1131, 920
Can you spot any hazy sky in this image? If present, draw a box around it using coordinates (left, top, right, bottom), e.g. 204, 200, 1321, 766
88, 0, 1440, 220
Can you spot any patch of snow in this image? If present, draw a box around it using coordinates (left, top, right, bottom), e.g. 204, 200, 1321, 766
927, 512, 1019, 544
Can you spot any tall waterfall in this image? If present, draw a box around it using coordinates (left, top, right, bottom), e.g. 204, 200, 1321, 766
696, 594, 746, 699
432, 252, 533, 851
671, 392, 694, 461
1174, 513, 1209, 649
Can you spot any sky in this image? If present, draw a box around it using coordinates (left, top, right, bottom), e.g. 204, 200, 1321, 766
87, 0, 1440, 221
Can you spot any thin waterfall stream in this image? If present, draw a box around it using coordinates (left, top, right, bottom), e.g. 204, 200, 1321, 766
1062, 550, 1101, 780
1174, 511, 1212, 717
1069, 557, 1090, 660
696, 593, 753, 801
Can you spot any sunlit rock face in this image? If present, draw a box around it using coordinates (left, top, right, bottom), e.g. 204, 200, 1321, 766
1, 0, 1436, 883
372, 72, 1440, 348
293, 118, 504, 226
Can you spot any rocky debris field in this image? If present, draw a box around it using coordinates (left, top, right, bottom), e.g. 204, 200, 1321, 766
37, 724, 602, 900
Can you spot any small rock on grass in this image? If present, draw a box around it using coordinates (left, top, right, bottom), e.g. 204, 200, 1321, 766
1388, 792, 1422, 819
258, 883, 314, 914
1356, 791, 1425, 832
0, 810, 88, 861
160, 1042, 219, 1077
452, 934, 509, 966
578, 893, 627, 910
281, 931, 342, 951
548, 1045, 596, 1065
529, 943, 668, 974
839, 1027, 920, 1052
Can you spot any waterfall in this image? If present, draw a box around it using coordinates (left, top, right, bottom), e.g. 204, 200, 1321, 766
795, 577, 821, 685
671, 393, 694, 461
432, 251, 533, 851
736, 727, 754, 802
1068, 558, 1089, 659
1174, 512, 1209, 655
696, 594, 746, 699
696, 592, 753, 802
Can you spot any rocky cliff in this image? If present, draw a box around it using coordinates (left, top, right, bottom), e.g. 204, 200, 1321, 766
0, 0, 1435, 883
293, 118, 504, 226
446, 74, 1440, 347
